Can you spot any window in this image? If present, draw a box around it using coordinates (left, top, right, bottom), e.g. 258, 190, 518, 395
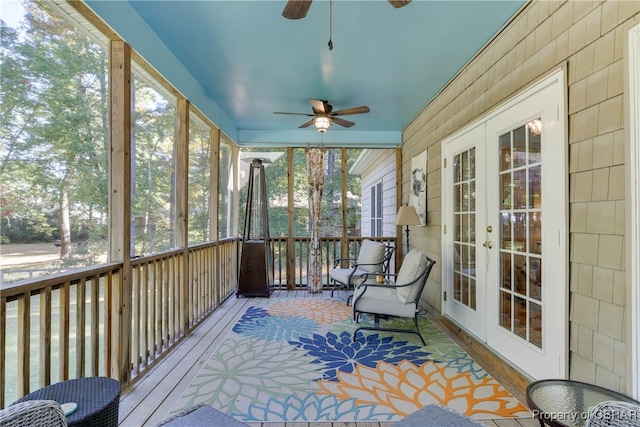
0, 0, 109, 283
188, 113, 211, 243
131, 69, 177, 256
218, 138, 233, 239
370, 181, 383, 236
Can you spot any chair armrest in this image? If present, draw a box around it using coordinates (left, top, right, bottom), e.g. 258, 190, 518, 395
357, 271, 422, 288
358, 272, 397, 281
333, 257, 358, 268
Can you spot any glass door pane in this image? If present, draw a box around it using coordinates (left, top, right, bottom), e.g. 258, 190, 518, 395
498, 120, 543, 348
453, 148, 477, 310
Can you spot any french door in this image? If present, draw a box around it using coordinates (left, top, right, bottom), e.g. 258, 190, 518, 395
442, 70, 567, 379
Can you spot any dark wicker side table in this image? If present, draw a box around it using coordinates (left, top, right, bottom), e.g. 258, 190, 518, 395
13, 376, 120, 427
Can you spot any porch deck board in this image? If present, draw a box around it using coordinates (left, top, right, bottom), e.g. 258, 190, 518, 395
118, 291, 534, 427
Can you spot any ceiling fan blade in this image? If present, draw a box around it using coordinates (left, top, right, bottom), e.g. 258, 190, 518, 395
282, 0, 313, 19
274, 111, 314, 116
331, 117, 356, 128
388, 0, 411, 8
309, 99, 328, 114
331, 106, 370, 116
299, 118, 316, 128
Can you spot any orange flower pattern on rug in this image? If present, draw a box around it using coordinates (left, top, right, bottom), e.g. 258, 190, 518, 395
267, 298, 352, 324
318, 359, 529, 419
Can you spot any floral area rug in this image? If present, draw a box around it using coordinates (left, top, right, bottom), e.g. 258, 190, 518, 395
170, 298, 530, 423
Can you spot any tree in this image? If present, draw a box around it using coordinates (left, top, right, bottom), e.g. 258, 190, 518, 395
1, 1, 109, 263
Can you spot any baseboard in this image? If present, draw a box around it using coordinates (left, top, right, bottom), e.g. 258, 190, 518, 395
431, 315, 534, 405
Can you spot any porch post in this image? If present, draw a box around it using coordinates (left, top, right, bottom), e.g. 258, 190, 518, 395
210, 127, 220, 303
396, 147, 403, 266
108, 40, 132, 384
287, 147, 295, 290
175, 99, 189, 331
340, 148, 348, 267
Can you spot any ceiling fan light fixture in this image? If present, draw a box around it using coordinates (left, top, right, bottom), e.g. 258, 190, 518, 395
314, 116, 332, 132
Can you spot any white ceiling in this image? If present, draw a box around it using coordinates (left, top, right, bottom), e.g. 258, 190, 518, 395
85, 0, 525, 147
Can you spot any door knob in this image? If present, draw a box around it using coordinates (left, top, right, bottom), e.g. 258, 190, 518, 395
483, 241, 493, 249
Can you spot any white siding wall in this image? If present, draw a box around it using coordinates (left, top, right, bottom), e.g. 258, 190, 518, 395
357, 149, 397, 238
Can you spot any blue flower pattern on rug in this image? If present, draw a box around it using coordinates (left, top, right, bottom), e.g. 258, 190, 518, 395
233, 306, 318, 342
289, 330, 434, 381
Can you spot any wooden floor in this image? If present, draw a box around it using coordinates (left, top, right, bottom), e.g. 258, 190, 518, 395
118, 290, 539, 427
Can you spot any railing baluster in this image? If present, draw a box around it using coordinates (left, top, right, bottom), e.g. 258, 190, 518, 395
75, 278, 86, 379
104, 271, 112, 378
0, 297, 5, 408
90, 275, 99, 376
40, 287, 52, 386
59, 282, 70, 381
132, 267, 140, 376
17, 292, 30, 396
142, 262, 149, 369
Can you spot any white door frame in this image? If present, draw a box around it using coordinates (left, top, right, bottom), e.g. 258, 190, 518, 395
626, 23, 640, 400
442, 126, 487, 340
441, 68, 568, 380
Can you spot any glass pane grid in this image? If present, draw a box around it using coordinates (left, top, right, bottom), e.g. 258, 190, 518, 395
498, 121, 542, 348
452, 149, 476, 310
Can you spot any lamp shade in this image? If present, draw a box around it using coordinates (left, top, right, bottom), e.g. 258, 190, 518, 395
395, 205, 421, 226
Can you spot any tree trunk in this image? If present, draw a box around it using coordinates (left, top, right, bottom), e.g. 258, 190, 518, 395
59, 188, 71, 259
306, 147, 325, 293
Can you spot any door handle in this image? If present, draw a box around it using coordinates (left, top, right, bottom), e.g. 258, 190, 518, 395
482, 241, 493, 249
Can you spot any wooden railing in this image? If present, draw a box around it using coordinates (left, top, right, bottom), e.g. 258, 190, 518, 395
0, 236, 394, 407
269, 236, 397, 289
0, 239, 239, 407
0, 263, 122, 408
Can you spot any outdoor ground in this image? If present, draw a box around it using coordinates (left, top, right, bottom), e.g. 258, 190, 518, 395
0, 243, 61, 268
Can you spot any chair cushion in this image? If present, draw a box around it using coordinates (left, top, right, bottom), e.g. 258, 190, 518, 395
356, 239, 385, 273
353, 285, 416, 318
396, 249, 428, 304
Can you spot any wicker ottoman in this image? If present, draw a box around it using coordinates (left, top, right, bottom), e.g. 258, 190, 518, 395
13, 376, 120, 427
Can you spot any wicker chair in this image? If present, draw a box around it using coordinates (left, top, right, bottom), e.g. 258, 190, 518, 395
586, 401, 640, 427
0, 400, 67, 427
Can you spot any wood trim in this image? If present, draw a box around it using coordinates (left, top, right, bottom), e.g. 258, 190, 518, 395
40, 287, 52, 386
439, 316, 530, 402
626, 22, 640, 399
59, 282, 70, 381
341, 148, 348, 262
17, 293, 30, 396
0, 298, 5, 407
287, 147, 295, 290
211, 127, 221, 304
395, 147, 403, 267
109, 40, 132, 384
175, 99, 190, 334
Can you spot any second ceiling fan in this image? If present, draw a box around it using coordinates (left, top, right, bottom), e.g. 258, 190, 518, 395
274, 99, 370, 132
282, 0, 411, 20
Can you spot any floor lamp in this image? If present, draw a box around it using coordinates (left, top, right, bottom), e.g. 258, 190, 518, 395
395, 205, 421, 255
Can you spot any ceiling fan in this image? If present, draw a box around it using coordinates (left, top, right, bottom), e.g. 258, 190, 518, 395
274, 99, 370, 132
282, 0, 411, 20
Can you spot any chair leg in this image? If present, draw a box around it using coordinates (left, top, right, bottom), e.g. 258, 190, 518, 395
352, 313, 426, 345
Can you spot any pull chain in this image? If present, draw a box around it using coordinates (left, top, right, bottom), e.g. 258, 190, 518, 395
328, 0, 333, 50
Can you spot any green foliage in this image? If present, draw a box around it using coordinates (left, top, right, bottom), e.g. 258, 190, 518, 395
238, 148, 363, 239
1, 0, 109, 258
